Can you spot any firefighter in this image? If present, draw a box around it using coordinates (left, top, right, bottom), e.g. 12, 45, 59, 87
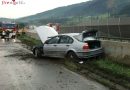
1, 31, 6, 39
6, 30, 10, 41
12, 31, 16, 39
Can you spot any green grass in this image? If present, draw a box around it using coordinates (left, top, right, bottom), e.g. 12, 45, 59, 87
17, 34, 42, 47
64, 59, 80, 71
93, 59, 130, 79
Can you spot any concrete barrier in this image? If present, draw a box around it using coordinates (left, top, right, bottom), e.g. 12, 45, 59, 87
101, 40, 130, 65
102, 40, 130, 58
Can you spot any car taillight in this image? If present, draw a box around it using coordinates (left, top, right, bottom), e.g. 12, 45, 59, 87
83, 43, 89, 51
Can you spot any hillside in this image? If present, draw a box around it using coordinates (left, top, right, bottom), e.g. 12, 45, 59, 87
16, 0, 130, 24
0, 18, 13, 22
118, 3, 130, 16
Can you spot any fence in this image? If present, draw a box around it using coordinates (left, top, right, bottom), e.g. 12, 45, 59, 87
59, 17, 130, 40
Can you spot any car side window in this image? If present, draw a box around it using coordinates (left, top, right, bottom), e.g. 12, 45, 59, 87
59, 36, 73, 44
68, 37, 73, 44
47, 36, 60, 44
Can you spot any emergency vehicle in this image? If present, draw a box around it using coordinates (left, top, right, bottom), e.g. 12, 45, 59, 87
0, 22, 18, 40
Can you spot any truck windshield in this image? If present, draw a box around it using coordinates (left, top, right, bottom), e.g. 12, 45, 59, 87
2, 24, 16, 29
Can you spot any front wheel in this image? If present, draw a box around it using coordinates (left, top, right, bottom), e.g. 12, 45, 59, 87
66, 52, 79, 62
34, 48, 42, 58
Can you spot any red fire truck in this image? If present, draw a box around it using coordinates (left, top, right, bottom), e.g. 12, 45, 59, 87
0, 23, 18, 40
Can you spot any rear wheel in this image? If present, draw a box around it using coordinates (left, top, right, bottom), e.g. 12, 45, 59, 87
66, 51, 79, 62
34, 48, 42, 58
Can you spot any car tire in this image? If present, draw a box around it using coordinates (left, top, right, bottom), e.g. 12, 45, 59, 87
66, 51, 79, 62
34, 48, 42, 58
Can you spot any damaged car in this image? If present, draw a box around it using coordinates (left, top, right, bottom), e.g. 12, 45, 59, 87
32, 30, 104, 61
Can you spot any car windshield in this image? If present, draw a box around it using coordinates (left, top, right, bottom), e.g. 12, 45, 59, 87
2, 24, 16, 28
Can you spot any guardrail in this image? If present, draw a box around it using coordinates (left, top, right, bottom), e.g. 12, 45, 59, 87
98, 36, 130, 42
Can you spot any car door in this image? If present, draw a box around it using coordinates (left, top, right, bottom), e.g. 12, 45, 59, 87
56, 35, 74, 57
44, 36, 60, 57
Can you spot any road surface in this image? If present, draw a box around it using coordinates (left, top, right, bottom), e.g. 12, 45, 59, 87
0, 39, 109, 90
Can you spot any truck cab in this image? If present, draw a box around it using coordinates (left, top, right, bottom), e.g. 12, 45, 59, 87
1, 23, 18, 40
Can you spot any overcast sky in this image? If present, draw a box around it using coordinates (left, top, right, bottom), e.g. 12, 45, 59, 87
0, 0, 89, 19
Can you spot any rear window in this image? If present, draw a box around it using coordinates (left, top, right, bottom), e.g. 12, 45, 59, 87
73, 34, 82, 42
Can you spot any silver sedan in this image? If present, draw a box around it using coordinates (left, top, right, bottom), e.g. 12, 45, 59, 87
33, 30, 104, 61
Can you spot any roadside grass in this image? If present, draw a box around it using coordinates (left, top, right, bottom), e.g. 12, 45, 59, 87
17, 34, 42, 47
92, 59, 130, 79
65, 58, 130, 80
64, 59, 81, 71
64, 58, 130, 89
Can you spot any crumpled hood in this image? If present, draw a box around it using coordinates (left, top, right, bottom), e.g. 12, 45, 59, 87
35, 26, 58, 43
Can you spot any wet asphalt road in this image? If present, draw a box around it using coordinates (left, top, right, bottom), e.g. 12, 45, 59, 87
0, 39, 109, 90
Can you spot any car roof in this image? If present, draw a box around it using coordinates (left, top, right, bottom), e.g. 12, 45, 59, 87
60, 33, 80, 37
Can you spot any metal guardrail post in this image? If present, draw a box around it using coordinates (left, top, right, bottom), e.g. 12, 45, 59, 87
107, 16, 110, 39
118, 17, 122, 41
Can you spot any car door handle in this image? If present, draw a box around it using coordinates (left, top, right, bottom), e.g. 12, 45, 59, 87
66, 45, 70, 47
53, 45, 57, 46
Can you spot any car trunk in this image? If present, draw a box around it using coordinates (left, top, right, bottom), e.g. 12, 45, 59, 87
84, 40, 101, 49
82, 30, 97, 39
82, 30, 101, 49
